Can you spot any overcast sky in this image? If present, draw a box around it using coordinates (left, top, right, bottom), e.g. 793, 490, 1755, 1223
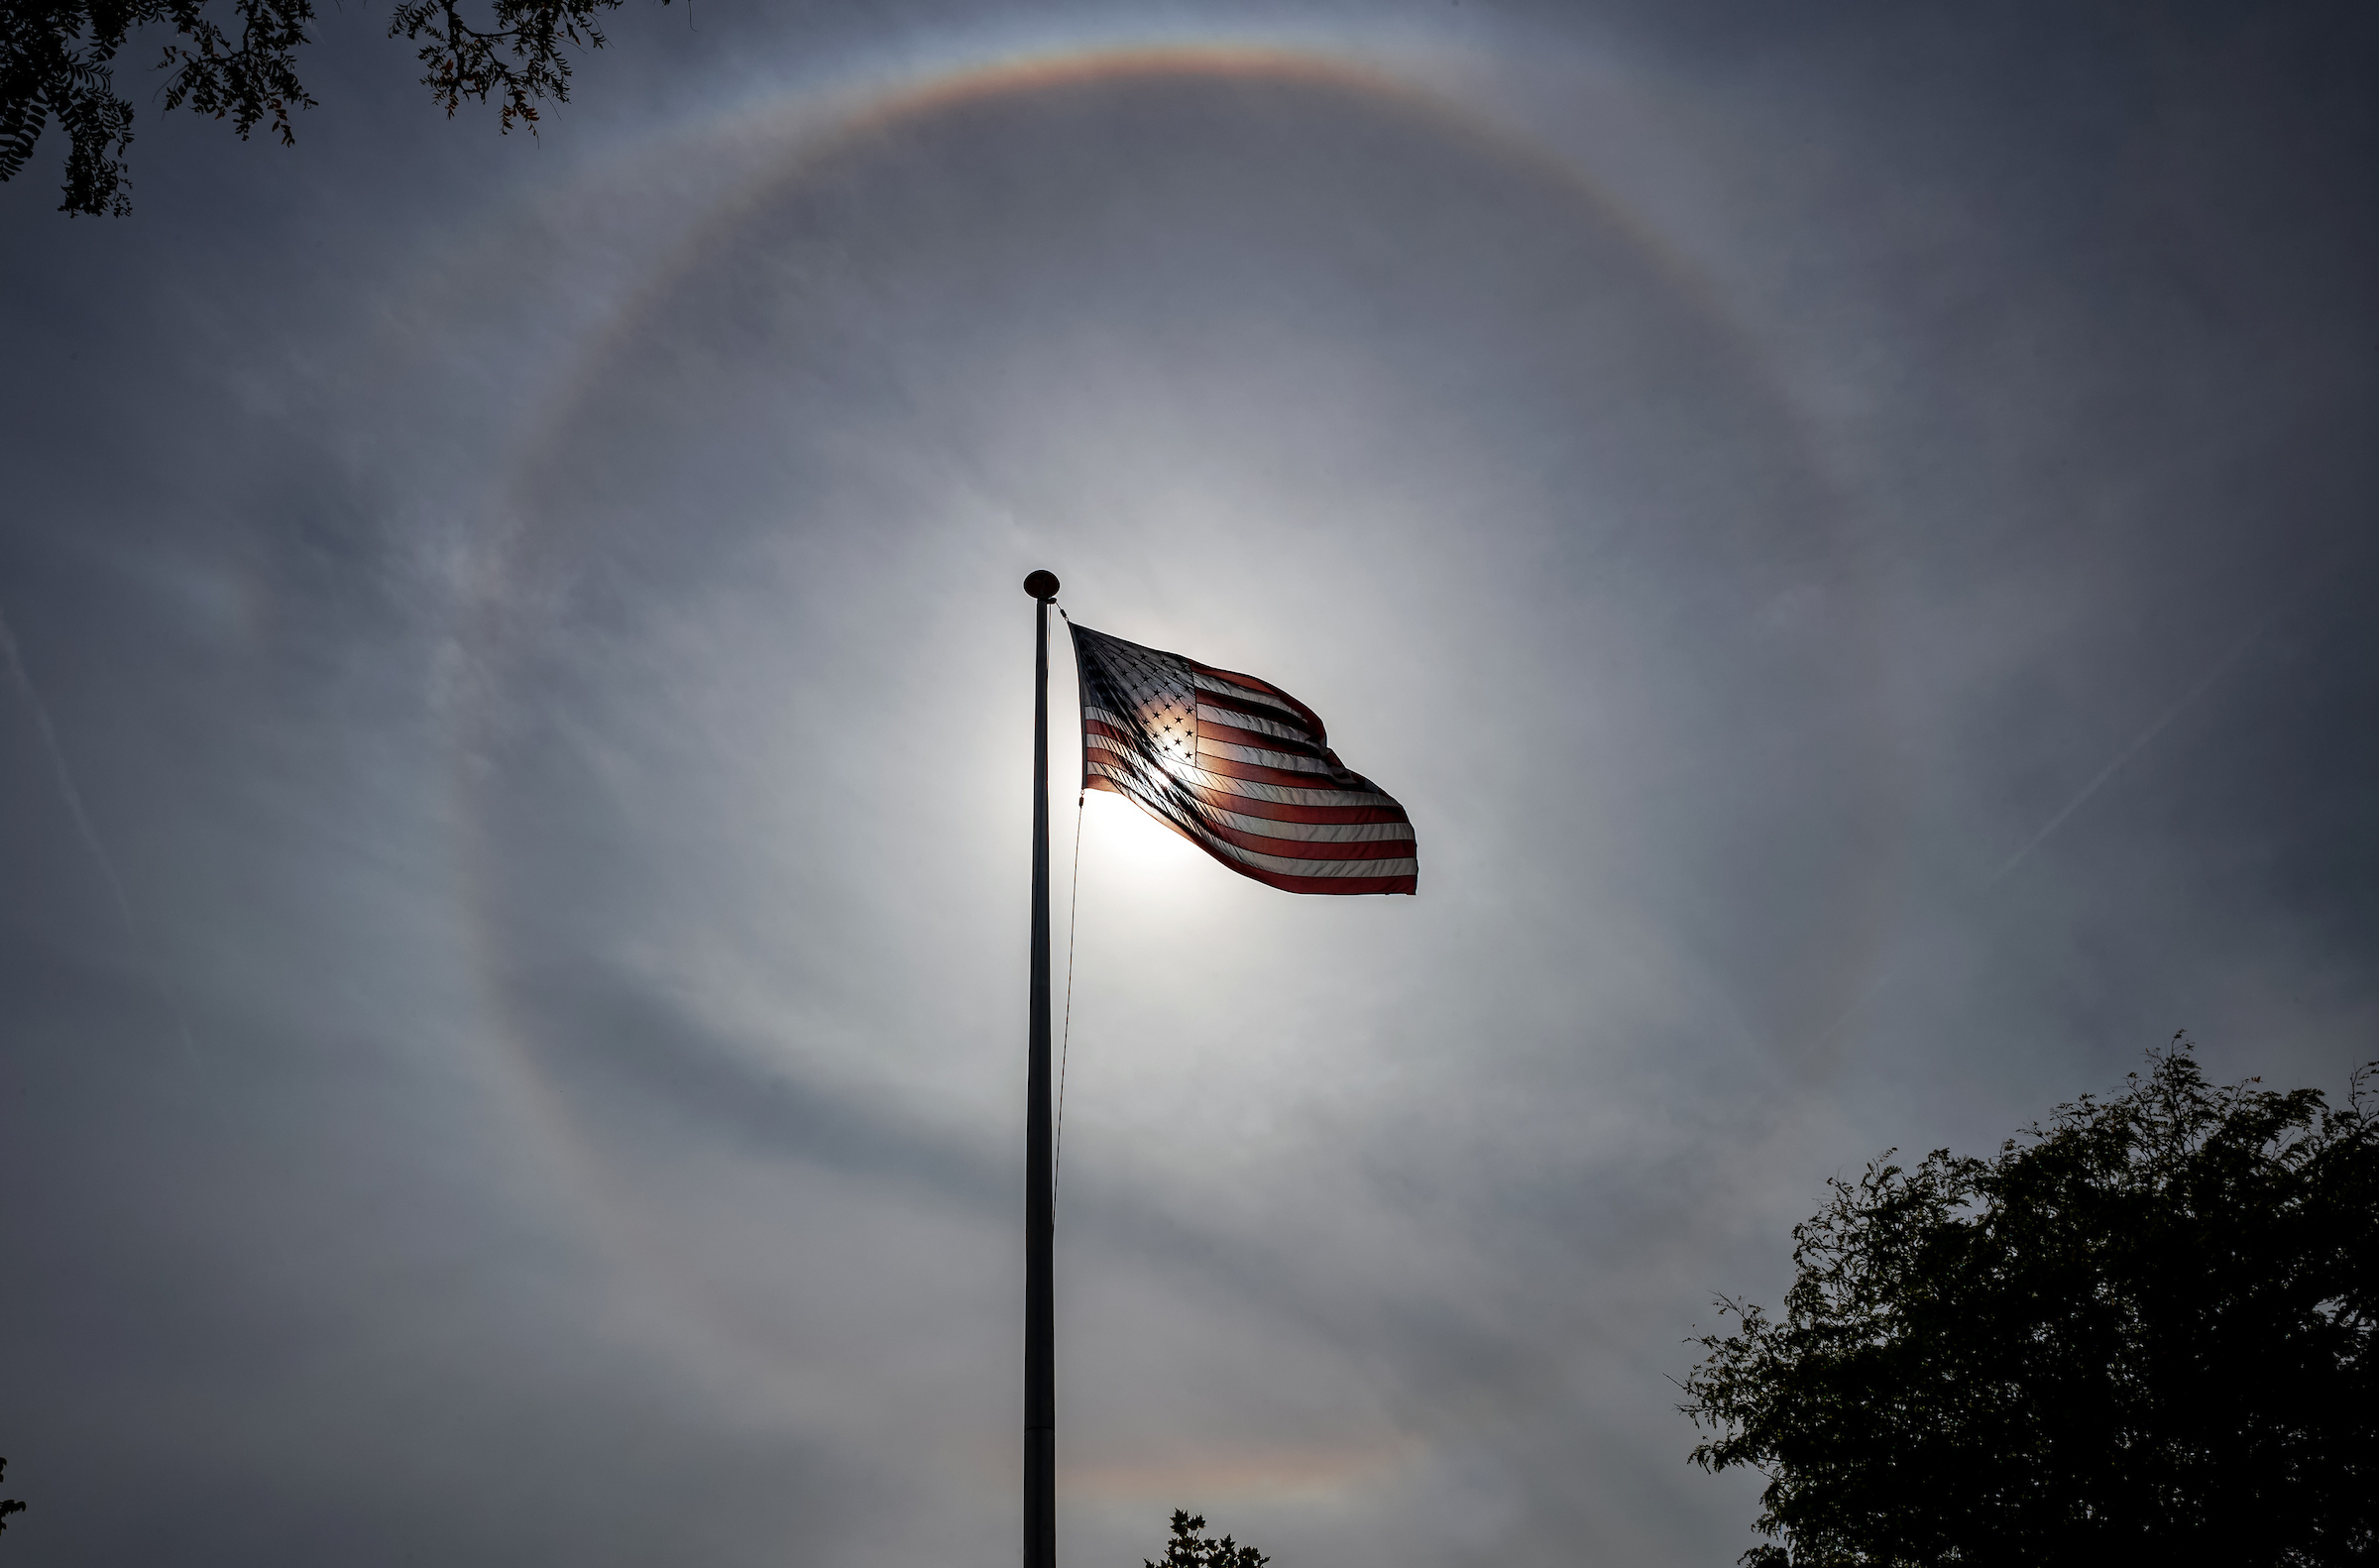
3, 1, 2375, 1564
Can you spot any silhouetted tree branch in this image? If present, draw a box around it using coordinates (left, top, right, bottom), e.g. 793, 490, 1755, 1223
1679, 1037, 2379, 1567
1, 0, 667, 215
1147, 1509, 1270, 1568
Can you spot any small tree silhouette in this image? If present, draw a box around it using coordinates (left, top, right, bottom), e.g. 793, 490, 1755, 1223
0, 1457, 23, 1538
1146, 1509, 1269, 1568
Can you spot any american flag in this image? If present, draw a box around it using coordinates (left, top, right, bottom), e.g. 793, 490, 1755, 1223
1069, 623, 1417, 895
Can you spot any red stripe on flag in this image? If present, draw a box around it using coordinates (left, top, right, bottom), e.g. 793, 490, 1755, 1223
1193, 693, 1318, 739
1193, 753, 1357, 789
1197, 718, 1327, 757
1232, 867, 1418, 896
1187, 660, 1326, 738
1178, 785, 1410, 826
1198, 821, 1416, 860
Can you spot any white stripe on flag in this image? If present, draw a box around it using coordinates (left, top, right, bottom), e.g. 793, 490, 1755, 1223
1197, 739, 1333, 774
1203, 807, 1415, 843
1087, 749, 1400, 810
1190, 673, 1305, 722
1178, 762, 1401, 809
1194, 704, 1313, 744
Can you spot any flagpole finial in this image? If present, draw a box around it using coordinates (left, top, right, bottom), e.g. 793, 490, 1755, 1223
1023, 570, 1061, 601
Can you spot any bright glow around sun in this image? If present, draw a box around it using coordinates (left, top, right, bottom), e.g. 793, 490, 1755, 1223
1076, 786, 1211, 886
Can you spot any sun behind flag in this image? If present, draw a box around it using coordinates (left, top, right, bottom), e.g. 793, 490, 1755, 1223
1070, 622, 1417, 894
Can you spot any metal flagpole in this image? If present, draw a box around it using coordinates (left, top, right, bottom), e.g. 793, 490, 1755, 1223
1021, 568, 1061, 1568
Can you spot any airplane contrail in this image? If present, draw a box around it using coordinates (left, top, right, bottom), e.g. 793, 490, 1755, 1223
1990, 626, 2262, 885
1819, 625, 2263, 1058
0, 605, 198, 1059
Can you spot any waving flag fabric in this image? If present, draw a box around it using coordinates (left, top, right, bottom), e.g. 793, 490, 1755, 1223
1070, 623, 1417, 895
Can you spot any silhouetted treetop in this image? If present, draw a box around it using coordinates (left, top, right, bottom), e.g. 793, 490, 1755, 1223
1147, 1509, 1270, 1568
1679, 1038, 2378, 1567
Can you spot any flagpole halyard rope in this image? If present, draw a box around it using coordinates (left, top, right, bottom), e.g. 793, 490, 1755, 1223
1055, 791, 1083, 1193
